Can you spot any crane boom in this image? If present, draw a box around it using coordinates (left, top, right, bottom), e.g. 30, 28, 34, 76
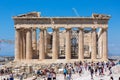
72, 8, 79, 17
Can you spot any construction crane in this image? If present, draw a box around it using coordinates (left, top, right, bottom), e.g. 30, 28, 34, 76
72, 8, 80, 17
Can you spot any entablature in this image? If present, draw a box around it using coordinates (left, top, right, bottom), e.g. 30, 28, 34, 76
13, 12, 110, 29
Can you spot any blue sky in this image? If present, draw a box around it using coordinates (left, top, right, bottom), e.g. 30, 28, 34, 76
0, 0, 120, 56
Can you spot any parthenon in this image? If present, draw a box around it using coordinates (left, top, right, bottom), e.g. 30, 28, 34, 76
13, 12, 110, 62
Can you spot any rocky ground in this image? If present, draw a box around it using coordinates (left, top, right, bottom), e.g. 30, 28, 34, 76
0, 72, 119, 80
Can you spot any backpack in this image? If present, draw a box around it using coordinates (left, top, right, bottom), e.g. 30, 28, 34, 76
63, 69, 67, 74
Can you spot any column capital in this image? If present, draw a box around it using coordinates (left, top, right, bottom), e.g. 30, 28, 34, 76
66, 28, 71, 31
92, 28, 96, 31
39, 27, 45, 31
78, 27, 84, 30
32, 27, 37, 30
15, 27, 23, 31
102, 27, 108, 31
15, 28, 21, 31
52, 27, 59, 31
92, 26, 96, 30
25, 27, 32, 31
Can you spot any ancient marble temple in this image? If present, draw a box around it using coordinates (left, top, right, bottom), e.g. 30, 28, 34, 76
13, 12, 110, 62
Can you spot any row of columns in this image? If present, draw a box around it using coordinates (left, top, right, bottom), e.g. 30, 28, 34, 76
15, 28, 33, 60
15, 27, 108, 61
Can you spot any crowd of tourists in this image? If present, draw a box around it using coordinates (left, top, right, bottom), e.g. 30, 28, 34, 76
0, 68, 14, 80
63, 61, 116, 80
0, 60, 120, 80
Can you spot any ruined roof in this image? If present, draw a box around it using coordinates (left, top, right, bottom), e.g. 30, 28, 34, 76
92, 13, 111, 19
13, 12, 111, 20
15, 12, 40, 17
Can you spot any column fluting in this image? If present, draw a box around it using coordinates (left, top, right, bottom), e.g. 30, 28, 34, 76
78, 28, 84, 60
44, 29, 48, 58
102, 28, 108, 61
52, 28, 59, 59
65, 28, 71, 60
15, 28, 21, 61
32, 28, 37, 52
91, 28, 97, 60
39, 28, 45, 60
23, 30, 26, 59
26, 28, 32, 60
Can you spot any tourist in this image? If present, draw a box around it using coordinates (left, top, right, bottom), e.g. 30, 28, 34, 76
46, 71, 52, 80
104, 62, 107, 72
78, 65, 82, 76
0, 69, 4, 75
109, 76, 114, 80
63, 67, 67, 79
3, 78, 6, 80
19, 73, 24, 80
37, 69, 41, 76
118, 60, 120, 65
111, 61, 115, 66
71, 66, 75, 74
84, 61, 88, 71
119, 77, 120, 80
66, 73, 71, 80
32, 76, 37, 80
95, 67, 97, 76
75, 63, 79, 73
9, 72, 14, 80
108, 65, 112, 75
88, 62, 91, 71
52, 71, 56, 80
90, 67, 94, 79
34, 69, 38, 76
67, 67, 72, 80
98, 62, 102, 76
101, 66, 104, 75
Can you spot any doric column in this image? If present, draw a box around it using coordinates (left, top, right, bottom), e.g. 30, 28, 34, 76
65, 28, 71, 60
44, 28, 48, 57
78, 28, 84, 60
22, 30, 26, 59
52, 28, 59, 59
32, 28, 37, 51
15, 28, 21, 61
91, 28, 97, 60
57, 29, 59, 57
99, 30, 103, 59
39, 28, 45, 60
20, 30, 23, 60
102, 28, 108, 61
26, 28, 32, 60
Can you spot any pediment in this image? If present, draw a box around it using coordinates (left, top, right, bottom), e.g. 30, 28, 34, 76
16, 12, 40, 17
92, 14, 110, 19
